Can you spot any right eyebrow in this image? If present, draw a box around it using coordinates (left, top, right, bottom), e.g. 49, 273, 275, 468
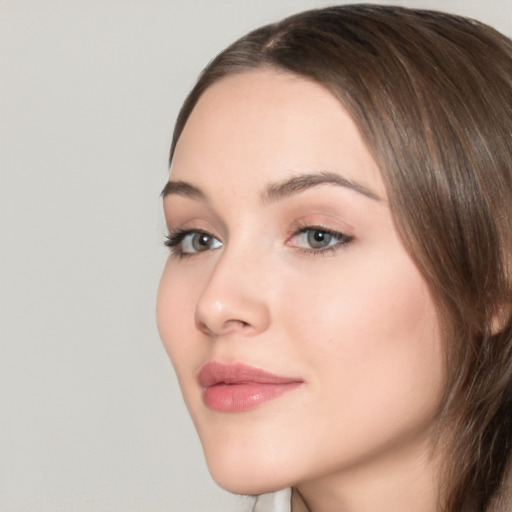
160, 181, 207, 201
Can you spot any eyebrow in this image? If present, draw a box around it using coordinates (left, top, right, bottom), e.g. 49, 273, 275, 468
261, 171, 381, 203
161, 171, 381, 203
161, 180, 206, 201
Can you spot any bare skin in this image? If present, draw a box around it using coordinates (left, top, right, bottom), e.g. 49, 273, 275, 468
158, 70, 445, 512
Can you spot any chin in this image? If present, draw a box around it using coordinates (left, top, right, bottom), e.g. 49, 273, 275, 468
200, 434, 295, 495
208, 465, 288, 496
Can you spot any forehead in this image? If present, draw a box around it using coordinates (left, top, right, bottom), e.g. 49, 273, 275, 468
170, 70, 385, 198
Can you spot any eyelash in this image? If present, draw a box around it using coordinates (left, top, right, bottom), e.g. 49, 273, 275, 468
164, 226, 353, 258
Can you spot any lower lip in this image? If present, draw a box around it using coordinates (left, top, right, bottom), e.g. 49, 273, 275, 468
203, 382, 302, 412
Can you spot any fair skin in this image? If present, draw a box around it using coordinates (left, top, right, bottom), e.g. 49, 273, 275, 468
157, 70, 445, 512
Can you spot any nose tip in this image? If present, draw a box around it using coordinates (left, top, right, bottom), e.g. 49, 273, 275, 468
195, 300, 239, 335
194, 273, 271, 337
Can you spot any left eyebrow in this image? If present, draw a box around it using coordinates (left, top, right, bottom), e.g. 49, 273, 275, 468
261, 171, 382, 203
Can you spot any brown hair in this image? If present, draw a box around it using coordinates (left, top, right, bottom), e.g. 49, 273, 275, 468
169, 5, 512, 511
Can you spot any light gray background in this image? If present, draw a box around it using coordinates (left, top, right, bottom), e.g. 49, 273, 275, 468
1, 1, 511, 511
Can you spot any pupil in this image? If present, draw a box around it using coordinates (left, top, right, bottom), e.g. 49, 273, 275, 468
193, 233, 211, 251
199, 234, 210, 245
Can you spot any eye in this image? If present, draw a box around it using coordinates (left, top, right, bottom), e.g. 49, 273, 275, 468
182, 232, 221, 253
165, 229, 222, 257
288, 227, 353, 254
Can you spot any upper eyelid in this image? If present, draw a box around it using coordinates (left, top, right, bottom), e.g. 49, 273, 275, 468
167, 225, 351, 242
164, 210, 226, 237
288, 220, 353, 237
164, 196, 357, 239
288, 226, 351, 241
166, 227, 220, 243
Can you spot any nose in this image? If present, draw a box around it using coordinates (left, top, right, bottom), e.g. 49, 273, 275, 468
194, 248, 271, 337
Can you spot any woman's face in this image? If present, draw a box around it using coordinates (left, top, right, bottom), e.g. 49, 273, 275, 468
157, 70, 444, 495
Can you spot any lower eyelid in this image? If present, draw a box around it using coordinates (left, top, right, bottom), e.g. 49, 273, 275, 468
299, 237, 353, 256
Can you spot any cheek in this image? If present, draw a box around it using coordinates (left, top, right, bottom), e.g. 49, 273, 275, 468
281, 251, 439, 349
156, 261, 200, 385
156, 244, 445, 491
278, 252, 444, 439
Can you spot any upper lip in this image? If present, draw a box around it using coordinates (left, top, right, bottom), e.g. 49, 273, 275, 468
198, 361, 302, 388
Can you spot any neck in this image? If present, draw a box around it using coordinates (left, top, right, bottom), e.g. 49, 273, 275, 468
291, 435, 441, 512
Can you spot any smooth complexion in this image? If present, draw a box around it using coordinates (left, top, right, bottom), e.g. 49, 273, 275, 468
157, 70, 445, 512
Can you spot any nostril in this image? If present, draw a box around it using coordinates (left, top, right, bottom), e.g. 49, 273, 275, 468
196, 317, 254, 337
197, 319, 213, 335
226, 319, 251, 330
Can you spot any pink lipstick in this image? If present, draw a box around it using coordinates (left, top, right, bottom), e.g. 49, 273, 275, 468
198, 362, 302, 412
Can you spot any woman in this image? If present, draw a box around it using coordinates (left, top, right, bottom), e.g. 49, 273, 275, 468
157, 5, 512, 511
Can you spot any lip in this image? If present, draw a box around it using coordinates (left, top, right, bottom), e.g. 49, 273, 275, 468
198, 362, 303, 412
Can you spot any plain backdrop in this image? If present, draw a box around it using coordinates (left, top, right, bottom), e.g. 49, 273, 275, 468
1, 1, 511, 511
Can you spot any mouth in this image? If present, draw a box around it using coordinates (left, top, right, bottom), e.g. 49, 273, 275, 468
198, 361, 303, 412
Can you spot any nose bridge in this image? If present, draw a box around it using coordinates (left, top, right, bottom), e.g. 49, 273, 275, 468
194, 240, 271, 336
